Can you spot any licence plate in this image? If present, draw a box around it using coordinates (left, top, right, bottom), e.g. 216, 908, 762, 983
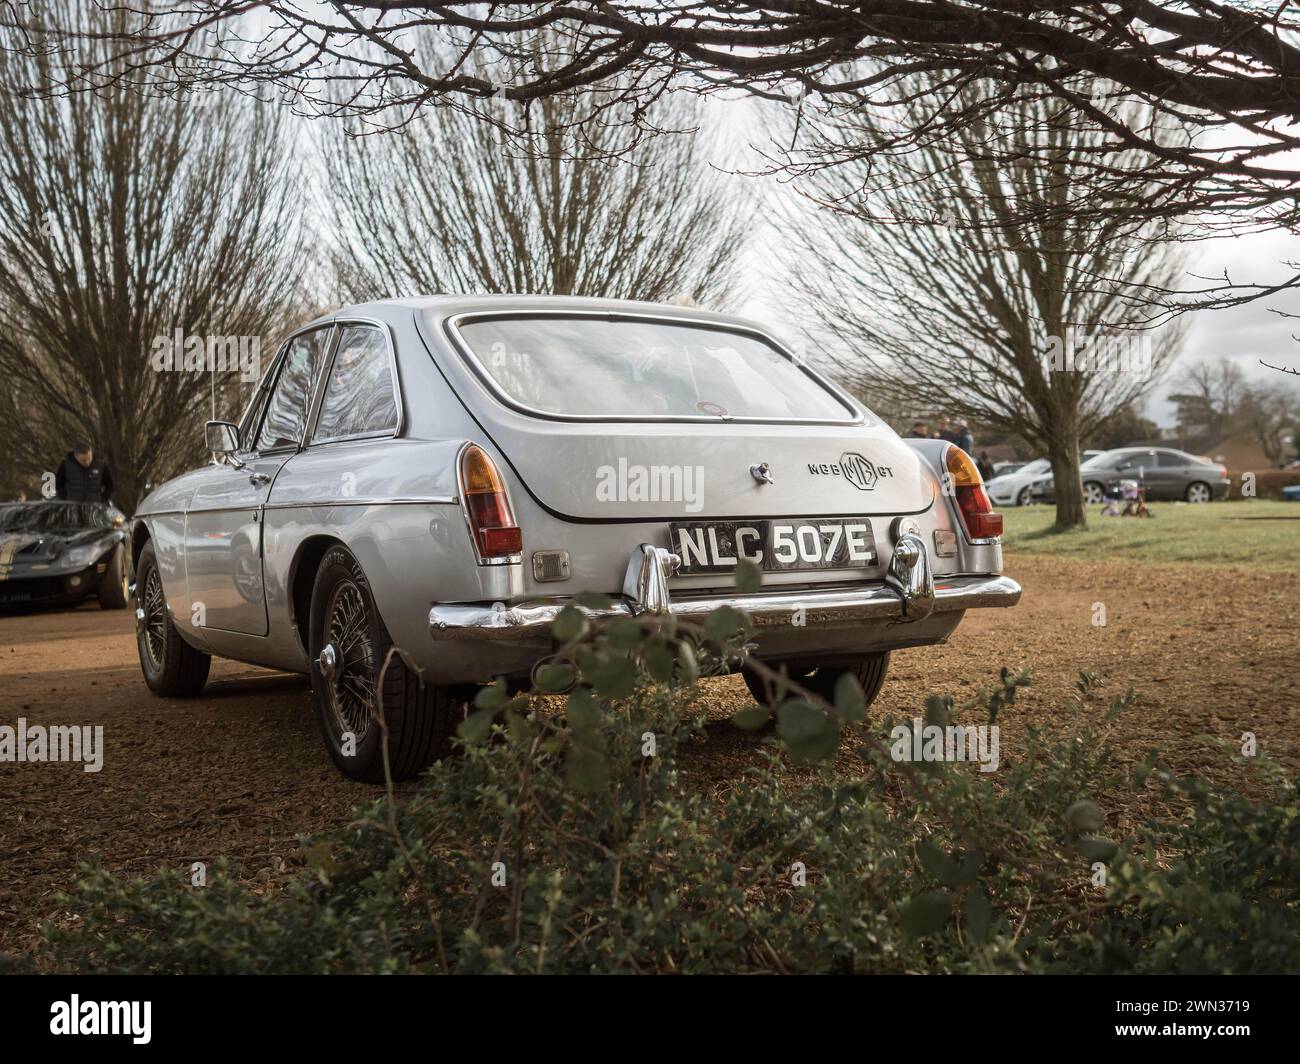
668, 519, 877, 575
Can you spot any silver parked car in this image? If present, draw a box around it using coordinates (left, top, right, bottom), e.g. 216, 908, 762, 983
130, 296, 1022, 781
1028, 447, 1231, 504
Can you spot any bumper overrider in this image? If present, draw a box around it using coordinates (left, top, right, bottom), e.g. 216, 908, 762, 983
428, 536, 1022, 654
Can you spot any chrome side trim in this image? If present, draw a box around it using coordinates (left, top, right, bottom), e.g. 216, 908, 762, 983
261, 496, 458, 510
145, 497, 459, 518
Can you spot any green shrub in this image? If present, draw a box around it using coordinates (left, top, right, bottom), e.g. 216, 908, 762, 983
40, 594, 1300, 974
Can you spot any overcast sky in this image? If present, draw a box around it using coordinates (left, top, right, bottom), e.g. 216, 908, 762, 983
1171, 229, 1300, 416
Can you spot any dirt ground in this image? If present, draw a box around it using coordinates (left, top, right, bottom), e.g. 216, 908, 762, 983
1, 554, 1295, 960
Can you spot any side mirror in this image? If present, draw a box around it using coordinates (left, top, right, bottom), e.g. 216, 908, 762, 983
205, 420, 241, 455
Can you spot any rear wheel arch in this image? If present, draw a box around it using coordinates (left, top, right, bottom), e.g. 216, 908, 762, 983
131, 521, 152, 571
306, 541, 459, 782
290, 535, 348, 657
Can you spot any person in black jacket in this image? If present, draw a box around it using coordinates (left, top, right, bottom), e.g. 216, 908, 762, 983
55, 443, 114, 504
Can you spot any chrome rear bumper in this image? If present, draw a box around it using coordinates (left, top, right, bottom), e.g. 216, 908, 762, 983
429, 541, 1021, 647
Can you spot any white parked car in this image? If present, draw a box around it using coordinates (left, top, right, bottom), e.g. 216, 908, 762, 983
986, 458, 1053, 507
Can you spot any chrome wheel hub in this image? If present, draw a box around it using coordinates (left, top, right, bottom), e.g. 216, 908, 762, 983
140, 569, 167, 671
322, 580, 376, 739
317, 642, 339, 685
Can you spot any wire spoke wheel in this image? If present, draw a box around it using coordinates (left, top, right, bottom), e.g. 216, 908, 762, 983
323, 579, 377, 740
142, 568, 167, 671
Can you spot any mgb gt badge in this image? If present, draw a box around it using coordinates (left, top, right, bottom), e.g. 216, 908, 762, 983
806, 452, 894, 491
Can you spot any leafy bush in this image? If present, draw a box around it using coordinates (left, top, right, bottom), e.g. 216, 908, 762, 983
40, 588, 1300, 974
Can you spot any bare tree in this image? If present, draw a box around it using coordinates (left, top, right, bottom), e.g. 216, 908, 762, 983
1168, 359, 1248, 442
1241, 385, 1300, 467
16, 2, 1300, 247
778, 80, 1184, 528
1261, 359, 1300, 378
0, 1, 306, 512
323, 44, 749, 304
1174, 358, 1300, 464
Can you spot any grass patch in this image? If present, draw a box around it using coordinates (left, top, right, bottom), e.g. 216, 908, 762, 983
999, 499, 1300, 571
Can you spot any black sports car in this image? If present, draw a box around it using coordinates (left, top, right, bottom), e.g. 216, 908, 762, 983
0, 500, 130, 609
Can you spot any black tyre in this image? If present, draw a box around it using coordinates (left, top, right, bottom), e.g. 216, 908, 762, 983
98, 544, 129, 610
1016, 486, 1033, 506
1083, 481, 1106, 505
308, 545, 461, 783
1185, 480, 1212, 504
743, 651, 890, 712
135, 541, 210, 696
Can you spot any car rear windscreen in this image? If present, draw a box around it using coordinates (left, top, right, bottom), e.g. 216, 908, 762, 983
448, 315, 855, 421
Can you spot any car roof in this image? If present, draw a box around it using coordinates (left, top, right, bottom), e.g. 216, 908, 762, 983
297, 294, 761, 333
1107, 446, 1183, 455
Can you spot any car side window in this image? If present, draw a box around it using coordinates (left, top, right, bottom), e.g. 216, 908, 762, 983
255, 328, 332, 452
1156, 451, 1183, 468
313, 325, 399, 442
238, 347, 282, 448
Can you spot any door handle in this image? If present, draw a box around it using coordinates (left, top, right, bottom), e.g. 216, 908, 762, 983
249, 472, 272, 487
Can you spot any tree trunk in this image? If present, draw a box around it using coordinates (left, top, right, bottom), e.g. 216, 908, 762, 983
1047, 432, 1086, 530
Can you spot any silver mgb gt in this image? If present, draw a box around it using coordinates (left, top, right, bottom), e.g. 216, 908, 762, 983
130, 296, 1021, 781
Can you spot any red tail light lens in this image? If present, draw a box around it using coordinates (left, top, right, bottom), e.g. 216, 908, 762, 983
460, 444, 522, 560
945, 446, 1003, 539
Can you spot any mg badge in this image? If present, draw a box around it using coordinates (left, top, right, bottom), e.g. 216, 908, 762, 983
840, 452, 881, 491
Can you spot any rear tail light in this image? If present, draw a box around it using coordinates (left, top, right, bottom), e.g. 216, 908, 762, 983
945, 446, 1003, 539
459, 444, 522, 560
